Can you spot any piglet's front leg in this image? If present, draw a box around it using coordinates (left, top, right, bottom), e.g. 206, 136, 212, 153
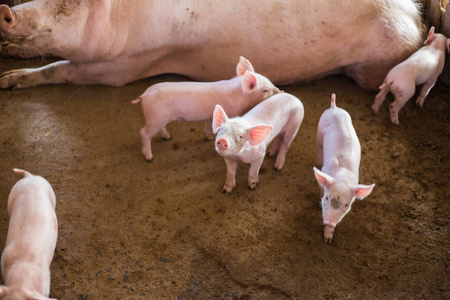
203, 120, 213, 141
222, 158, 238, 195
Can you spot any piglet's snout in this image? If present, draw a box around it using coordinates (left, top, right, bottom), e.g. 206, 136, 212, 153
0, 5, 14, 33
216, 138, 229, 151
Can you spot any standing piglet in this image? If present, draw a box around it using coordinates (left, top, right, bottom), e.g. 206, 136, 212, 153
132, 56, 281, 161
0, 169, 57, 300
213, 92, 304, 194
314, 94, 375, 243
372, 26, 450, 124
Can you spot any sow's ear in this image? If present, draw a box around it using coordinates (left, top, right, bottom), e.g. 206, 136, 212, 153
247, 125, 272, 146
241, 71, 258, 94
236, 56, 255, 76
212, 105, 229, 134
313, 167, 335, 188
352, 183, 375, 200
424, 26, 435, 45
446, 38, 450, 53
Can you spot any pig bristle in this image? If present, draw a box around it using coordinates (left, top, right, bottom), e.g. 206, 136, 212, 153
12, 168, 32, 177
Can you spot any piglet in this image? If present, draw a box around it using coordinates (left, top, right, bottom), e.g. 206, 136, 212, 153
0, 169, 57, 300
132, 56, 281, 161
213, 92, 304, 194
372, 26, 450, 124
314, 94, 375, 243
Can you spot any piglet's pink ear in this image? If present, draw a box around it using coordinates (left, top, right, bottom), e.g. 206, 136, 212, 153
424, 26, 435, 45
212, 105, 228, 134
236, 56, 255, 76
313, 167, 335, 188
352, 184, 375, 200
242, 71, 258, 94
248, 125, 272, 146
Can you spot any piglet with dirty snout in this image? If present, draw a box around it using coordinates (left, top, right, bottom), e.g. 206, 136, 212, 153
213, 92, 304, 194
314, 94, 375, 243
132, 56, 281, 161
372, 26, 450, 125
0, 169, 58, 300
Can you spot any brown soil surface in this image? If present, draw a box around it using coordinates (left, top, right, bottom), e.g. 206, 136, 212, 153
0, 56, 449, 299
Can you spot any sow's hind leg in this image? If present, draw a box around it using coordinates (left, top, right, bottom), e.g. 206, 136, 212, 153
0, 58, 147, 89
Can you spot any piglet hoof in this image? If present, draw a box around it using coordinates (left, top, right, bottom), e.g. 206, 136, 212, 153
142, 153, 154, 162
247, 181, 258, 190
323, 225, 335, 243
415, 98, 425, 108
273, 160, 285, 171
371, 104, 380, 114
222, 184, 234, 195
266, 149, 277, 158
390, 118, 400, 126
159, 128, 172, 140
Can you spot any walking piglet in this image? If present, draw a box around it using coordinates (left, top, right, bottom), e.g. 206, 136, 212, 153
372, 26, 450, 124
314, 94, 375, 243
0, 169, 57, 300
132, 56, 281, 161
213, 92, 304, 194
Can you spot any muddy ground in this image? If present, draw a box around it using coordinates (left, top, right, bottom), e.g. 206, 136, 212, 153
0, 55, 448, 300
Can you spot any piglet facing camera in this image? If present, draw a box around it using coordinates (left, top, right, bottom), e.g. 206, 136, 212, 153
213, 92, 304, 194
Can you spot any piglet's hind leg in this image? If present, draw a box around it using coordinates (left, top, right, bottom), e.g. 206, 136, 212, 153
248, 157, 264, 190
140, 126, 158, 162
203, 120, 213, 141
389, 84, 415, 125
416, 78, 437, 108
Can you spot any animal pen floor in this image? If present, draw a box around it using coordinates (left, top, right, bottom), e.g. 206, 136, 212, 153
0, 56, 448, 299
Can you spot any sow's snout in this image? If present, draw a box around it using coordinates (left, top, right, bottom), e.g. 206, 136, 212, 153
0, 5, 15, 33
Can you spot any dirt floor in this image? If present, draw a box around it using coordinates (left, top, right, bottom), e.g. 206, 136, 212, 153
0, 55, 448, 299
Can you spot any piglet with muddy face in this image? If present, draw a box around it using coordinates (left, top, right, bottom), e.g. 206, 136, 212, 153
372, 26, 450, 125
213, 92, 304, 194
314, 94, 375, 243
0, 169, 57, 300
